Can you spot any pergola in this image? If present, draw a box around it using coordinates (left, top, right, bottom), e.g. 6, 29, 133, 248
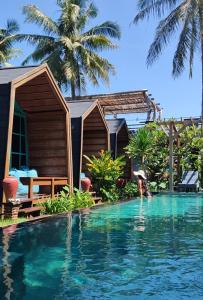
66, 90, 161, 123
157, 117, 202, 192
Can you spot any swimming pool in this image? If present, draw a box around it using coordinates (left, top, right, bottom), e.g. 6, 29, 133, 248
0, 194, 203, 299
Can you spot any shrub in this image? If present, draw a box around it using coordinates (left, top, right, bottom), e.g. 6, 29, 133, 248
121, 181, 138, 198
149, 181, 168, 192
42, 186, 94, 214
84, 150, 125, 199
100, 185, 120, 203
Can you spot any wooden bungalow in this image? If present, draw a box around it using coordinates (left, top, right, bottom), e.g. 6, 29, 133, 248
106, 119, 132, 180
67, 100, 110, 188
0, 64, 73, 206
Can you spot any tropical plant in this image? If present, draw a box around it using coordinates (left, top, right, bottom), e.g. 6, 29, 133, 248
149, 181, 168, 192
0, 19, 22, 66
70, 187, 94, 208
177, 125, 203, 171
126, 124, 169, 189
134, 0, 203, 121
84, 150, 125, 200
121, 181, 138, 198
100, 185, 119, 202
22, 0, 121, 97
126, 127, 153, 167
42, 185, 93, 214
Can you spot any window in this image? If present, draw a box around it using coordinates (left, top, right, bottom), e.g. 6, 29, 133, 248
10, 103, 28, 169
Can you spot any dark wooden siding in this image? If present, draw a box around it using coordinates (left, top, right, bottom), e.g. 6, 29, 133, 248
110, 133, 116, 159
0, 84, 11, 203
71, 118, 82, 188
117, 126, 131, 179
82, 107, 108, 173
27, 111, 68, 177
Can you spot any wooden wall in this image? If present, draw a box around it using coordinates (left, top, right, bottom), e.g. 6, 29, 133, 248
27, 111, 68, 177
82, 106, 109, 174
14, 73, 70, 178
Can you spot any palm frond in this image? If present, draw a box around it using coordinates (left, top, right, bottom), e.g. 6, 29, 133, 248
81, 35, 117, 51
6, 19, 19, 34
86, 22, 121, 39
173, 4, 199, 78
134, 0, 180, 23
23, 5, 58, 35
146, 1, 189, 66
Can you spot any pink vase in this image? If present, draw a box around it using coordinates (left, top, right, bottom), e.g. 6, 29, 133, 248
3, 177, 18, 201
117, 178, 126, 188
81, 177, 91, 192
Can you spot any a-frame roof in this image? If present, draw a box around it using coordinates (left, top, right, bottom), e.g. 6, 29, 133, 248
106, 118, 127, 134
67, 100, 94, 118
0, 66, 38, 84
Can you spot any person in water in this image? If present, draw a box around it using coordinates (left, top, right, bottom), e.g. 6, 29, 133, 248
133, 170, 152, 198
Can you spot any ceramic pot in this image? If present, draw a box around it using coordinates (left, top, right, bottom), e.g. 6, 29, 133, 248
3, 177, 18, 201
81, 177, 91, 192
117, 178, 126, 188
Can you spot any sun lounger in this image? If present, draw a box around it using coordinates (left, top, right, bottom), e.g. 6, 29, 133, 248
177, 171, 200, 192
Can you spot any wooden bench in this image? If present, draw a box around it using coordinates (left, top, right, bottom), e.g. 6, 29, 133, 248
20, 177, 69, 199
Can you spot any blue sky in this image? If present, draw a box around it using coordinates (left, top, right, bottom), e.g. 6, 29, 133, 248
1, 0, 201, 118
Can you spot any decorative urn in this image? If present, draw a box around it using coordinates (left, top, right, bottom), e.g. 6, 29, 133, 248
3, 177, 18, 201
81, 177, 91, 192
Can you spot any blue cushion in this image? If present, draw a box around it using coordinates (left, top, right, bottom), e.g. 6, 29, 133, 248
9, 168, 39, 195
9, 169, 28, 195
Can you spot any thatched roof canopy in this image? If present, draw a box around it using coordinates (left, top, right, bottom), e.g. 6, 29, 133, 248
66, 90, 161, 117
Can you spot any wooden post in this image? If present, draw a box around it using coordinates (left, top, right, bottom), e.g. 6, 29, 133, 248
169, 122, 174, 192
177, 136, 181, 182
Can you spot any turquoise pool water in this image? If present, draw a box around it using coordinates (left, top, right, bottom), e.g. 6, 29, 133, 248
0, 194, 203, 299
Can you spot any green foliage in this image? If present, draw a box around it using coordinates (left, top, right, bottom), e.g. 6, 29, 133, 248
0, 19, 22, 66
126, 127, 153, 166
134, 1, 203, 123
22, 0, 121, 97
100, 185, 119, 203
84, 150, 125, 195
126, 123, 168, 184
121, 181, 138, 198
177, 126, 203, 171
134, 1, 202, 79
149, 181, 168, 192
70, 188, 94, 208
42, 185, 94, 214
126, 123, 203, 190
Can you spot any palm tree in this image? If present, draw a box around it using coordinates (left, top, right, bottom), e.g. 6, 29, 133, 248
0, 20, 21, 67
126, 127, 153, 168
134, 0, 203, 124
22, 0, 121, 98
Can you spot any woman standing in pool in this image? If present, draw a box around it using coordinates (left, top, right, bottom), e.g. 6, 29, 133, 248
133, 170, 152, 198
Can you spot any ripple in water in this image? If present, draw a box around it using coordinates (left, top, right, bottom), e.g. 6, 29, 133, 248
0, 194, 203, 299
